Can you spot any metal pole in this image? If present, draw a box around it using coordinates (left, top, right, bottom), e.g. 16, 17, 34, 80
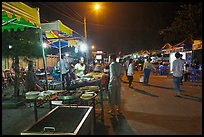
58, 33, 63, 89
40, 29, 48, 90
84, 16, 87, 41
84, 16, 89, 64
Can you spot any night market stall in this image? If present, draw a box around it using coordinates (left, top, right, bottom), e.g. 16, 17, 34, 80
41, 20, 105, 124
3, 3, 104, 134
41, 20, 84, 85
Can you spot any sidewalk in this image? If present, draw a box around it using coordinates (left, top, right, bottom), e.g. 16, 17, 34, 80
2, 71, 202, 135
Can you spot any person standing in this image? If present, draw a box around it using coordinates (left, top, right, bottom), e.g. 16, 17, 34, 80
108, 54, 124, 116
69, 62, 75, 80
124, 57, 130, 79
57, 55, 69, 90
179, 54, 186, 85
143, 57, 156, 86
172, 52, 184, 97
183, 64, 191, 81
127, 58, 134, 88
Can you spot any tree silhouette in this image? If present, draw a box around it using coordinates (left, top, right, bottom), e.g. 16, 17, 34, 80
2, 28, 43, 97
160, 3, 202, 44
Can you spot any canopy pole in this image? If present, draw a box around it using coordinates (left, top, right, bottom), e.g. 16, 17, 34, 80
58, 32, 63, 89
40, 29, 49, 90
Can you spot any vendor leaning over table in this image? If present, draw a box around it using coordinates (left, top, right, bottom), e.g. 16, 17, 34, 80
25, 63, 44, 92
74, 57, 86, 78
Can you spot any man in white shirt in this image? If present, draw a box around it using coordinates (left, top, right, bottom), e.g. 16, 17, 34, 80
124, 57, 130, 78
108, 54, 124, 116
172, 52, 184, 97
127, 58, 134, 88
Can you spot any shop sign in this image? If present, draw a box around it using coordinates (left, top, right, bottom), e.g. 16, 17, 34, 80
192, 42, 202, 50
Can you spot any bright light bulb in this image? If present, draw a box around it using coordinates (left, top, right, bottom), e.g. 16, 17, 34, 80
94, 4, 100, 10
42, 43, 47, 48
65, 53, 69, 56
80, 43, 88, 52
91, 45, 95, 50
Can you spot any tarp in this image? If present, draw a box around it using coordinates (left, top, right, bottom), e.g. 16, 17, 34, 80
2, 2, 41, 32
41, 20, 84, 88
41, 20, 83, 49
2, 2, 50, 90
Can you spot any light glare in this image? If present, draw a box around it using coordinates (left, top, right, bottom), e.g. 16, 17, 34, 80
80, 43, 88, 52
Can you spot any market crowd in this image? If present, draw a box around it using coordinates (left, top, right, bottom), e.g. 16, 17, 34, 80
2, 52, 202, 116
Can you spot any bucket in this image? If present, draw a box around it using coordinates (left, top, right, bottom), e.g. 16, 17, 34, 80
139, 75, 144, 83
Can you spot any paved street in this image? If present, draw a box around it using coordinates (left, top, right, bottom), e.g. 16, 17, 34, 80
2, 71, 202, 135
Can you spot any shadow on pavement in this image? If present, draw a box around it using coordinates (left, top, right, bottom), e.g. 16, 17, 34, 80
133, 81, 187, 92
110, 114, 135, 135
178, 94, 202, 102
131, 87, 159, 97
125, 110, 202, 134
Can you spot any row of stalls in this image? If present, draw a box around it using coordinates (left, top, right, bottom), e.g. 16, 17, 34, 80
122, 38, 202, 72
2, 2, 86, 89
160, 38, 202, 71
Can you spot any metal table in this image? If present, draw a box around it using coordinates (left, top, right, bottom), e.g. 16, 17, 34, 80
21, 106, 94, 135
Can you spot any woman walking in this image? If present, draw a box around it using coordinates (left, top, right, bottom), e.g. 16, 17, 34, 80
143, 58, 156, 86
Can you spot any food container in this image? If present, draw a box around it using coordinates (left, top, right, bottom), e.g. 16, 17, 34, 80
57, 91, 82, 100
21, 106, 94, 135
80, 93, 97, 100
25, 91, 41, 99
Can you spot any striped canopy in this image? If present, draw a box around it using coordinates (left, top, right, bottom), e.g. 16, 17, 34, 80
2, 2, 41, 32
41, 20, 84, 49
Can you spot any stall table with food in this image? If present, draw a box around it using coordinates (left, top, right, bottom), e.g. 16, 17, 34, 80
67, 72, 105, 123
25, 90, 62, 121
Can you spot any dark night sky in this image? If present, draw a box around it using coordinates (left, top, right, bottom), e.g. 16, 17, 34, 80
28, 2, 182, 55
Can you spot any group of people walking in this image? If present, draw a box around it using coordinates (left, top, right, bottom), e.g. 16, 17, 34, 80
107, 52, 190, 116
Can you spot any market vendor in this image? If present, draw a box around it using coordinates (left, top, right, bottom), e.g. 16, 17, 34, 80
74, 57, 86, 78
25, 63, 44, 92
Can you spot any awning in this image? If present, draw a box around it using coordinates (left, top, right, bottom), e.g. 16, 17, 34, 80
2, 2, 41, 32
41, 20, 84, 88
42, 20, 84, 49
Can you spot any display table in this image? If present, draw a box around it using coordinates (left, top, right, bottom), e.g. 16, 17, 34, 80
21, 106, 94, 135
69, 79, 104, 123
26, 95, 58, 121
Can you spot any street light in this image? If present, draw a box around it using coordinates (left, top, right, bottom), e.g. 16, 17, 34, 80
91, 45, 95, 50
83, 3, 101, 63
84, 3, 101, 41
